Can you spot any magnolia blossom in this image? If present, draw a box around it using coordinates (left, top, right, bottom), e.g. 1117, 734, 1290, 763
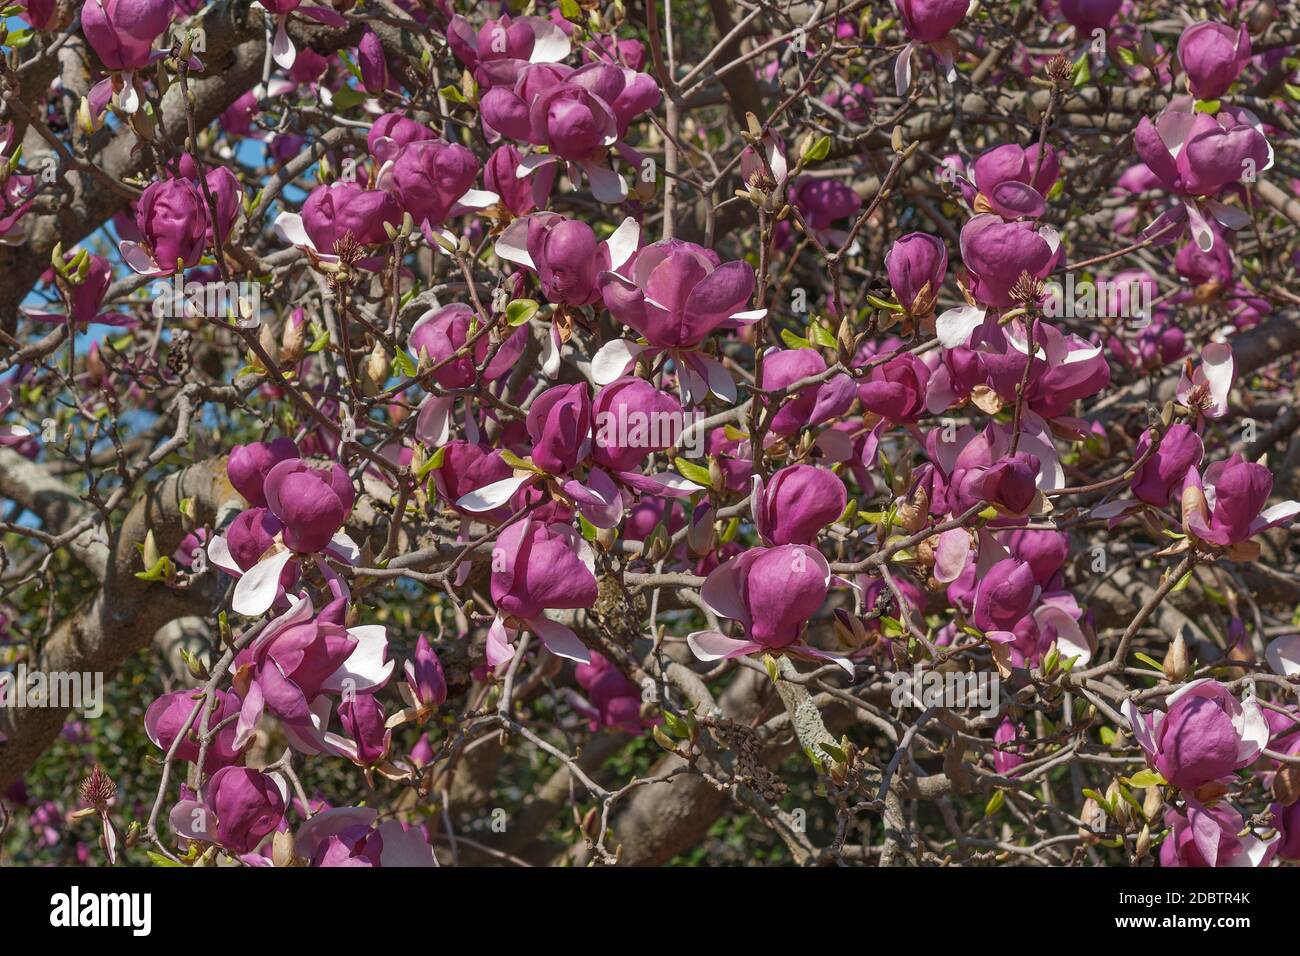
1181, 453, 1300, 551
686, 544, 853, 674
1123, 680, 1268, 791
592, 239, 766, 403
1134, 100, 1271, 250
0, 384, 31, 446
1178, 21, 1251, 102
208, 454, 361, 617
935, 215, 1061, 348
81, 0, 174, 113
293, 806, 437, 866
486, 518, 599, 669
893, 0, 967, 94
228, 592, 392, 756
480, 61, 661, 202
169, 766, 288, 856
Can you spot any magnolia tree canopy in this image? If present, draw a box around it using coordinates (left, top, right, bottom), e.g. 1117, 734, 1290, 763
3, 0, 1300, 870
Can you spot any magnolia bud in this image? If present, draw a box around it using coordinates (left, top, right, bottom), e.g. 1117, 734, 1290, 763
687, 500, 715, 557
1162, 631, 1189, 683
280, 308, 306, 365
1142, 785, 1163, 821
363, 340, 390, 395
272, 829, 300, 868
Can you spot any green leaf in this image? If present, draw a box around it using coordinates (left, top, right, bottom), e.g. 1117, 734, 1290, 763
1127, 769, 1165, 788
134, 556, 172, 582
661, 710, 691, 738
559, 0, 581, 20
391, 348, 416, 378
1132, 652, 1164, 671
779, 328, 810, 349
439, 84, 467, 104
505, 298, 540, 326
985, 790, 1005, 816
865, 293, 904, 312
673, 457, 712, 487
307, 325, 331, 353
807, 321, 837, 349
1114, 45, 1136, 66
1193, 98, 1221, 115
415, 444, 446, 480
1098, 726, 1116, 746
802, 135, 831, 163
1071, 53, 1091, 87
147, 852, 184, 867
819, 741, 847, 763
331, 86, 369, 111
762, 654, 780, 683
499, 449, 540, 473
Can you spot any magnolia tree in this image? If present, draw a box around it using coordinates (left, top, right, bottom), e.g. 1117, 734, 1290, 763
1, 0, 1300, 870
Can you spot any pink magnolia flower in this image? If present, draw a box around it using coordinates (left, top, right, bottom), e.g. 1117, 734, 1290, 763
1130, 424, 1204, 506
274, 181, 403, 263
229, 593, 392, 754
485, 144, 556, 216
973, 557, 1040, 634
1181, 454, 1300, 549
480, 61, 660, 202
0, 384, 31, 446
337, 692, 391, 767
144, 689, 244, 771
751, 464, 847, 546
446, 13, 571, 90
294, 805, 436, 866
1123, 679, 1268, 791
590, 377, 700, 500
893, 0, 967, 94
487, 518, 599, 668
1160, 801, 1275, 868
23, 254, 135, 328
886, 232, 947, 317
686, 544, 853, 674
858, 353, 931, 424
593, 239, 766, 403
81, 0, 174, 111
970, 143, 1060, 220
788, 176, 861, 245
118, 178, 209, 277
375, 138, 498, 243
357, 26, 388, 94
573, 652, 654, 734
407, 303, 526, 389
936, 215, 1061, 347
1134, 102, 1271, 250
993, 716, 1026, 775
1178, 21, 1251, 101
1058, 0, 1123, 32
399, 633, 447, 720
496, 213, 640, 309
367, 112, 436, 164
261, 0, 347, 72
1176, 342, 1233, 420
209, 457, 360, 617
763, 347, 856, 438
170, 766, 287, 855
227, 438, 300, 508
